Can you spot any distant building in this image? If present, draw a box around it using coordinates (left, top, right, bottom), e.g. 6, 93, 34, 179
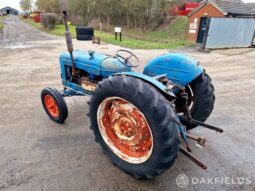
187, 0, 255, 42
0, 6, 19, 15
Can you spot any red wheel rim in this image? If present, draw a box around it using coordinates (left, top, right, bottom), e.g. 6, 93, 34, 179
44, 95, 60, 118
97, 97, 153, 164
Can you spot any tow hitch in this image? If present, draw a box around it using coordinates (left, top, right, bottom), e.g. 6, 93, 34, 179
177, 89, 224, 170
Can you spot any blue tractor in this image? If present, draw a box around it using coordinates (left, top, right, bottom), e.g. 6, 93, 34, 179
41, 11, 223, 179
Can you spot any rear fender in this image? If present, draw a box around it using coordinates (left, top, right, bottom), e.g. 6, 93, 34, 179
109, 72, 176, 99
143, 53, 203, 87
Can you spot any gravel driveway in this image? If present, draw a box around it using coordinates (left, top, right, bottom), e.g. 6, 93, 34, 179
0, 15, 255, 191
1, 16, 52, 44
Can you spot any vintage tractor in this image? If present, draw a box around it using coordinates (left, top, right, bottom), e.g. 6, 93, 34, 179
41, 11, 223, 179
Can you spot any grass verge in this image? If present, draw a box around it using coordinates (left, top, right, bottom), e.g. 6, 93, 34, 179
23, 18, 190, 49
0, 16, 5, 30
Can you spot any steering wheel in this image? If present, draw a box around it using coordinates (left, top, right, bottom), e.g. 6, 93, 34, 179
116, 50, 140, 67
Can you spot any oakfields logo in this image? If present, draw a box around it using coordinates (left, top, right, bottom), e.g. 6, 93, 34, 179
176, 174, 252, 188
176, 174, 189, 188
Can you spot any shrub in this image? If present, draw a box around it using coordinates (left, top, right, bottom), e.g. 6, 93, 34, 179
40, 13, 57, 29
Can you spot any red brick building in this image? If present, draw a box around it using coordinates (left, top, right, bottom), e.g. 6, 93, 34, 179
187, 0, 254, 42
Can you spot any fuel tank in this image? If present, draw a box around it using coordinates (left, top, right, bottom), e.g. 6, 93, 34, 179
143, 53, 203, 87
59, 50, 131, 77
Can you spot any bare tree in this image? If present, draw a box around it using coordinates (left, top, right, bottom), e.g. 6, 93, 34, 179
36, 0, 61, 14
20, 0, 33, 12
34, 0, 176, 29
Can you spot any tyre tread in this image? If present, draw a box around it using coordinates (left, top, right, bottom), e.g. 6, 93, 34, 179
88, 75, 180, 179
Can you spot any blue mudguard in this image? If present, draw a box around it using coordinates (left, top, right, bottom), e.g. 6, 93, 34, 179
111, 72, 176, 98
143, 53, 203, 87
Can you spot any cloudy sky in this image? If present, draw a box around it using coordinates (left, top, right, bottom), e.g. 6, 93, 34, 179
0, 0, 255, 11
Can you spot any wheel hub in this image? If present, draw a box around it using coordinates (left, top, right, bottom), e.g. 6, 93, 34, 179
97, 97, 153, 164
113, 116, 136, 140
44, 95, 59, 118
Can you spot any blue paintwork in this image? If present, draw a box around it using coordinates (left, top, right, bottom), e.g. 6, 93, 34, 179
59, 50, 131, 79
143, 53, 203, 87
111, 72, 176, 98
59, 50, 204, 97
61, 87, 87, 97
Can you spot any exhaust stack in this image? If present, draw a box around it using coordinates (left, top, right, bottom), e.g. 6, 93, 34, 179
63, 11, 76, 76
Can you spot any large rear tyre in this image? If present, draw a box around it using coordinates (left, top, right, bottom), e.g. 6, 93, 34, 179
89, 75, 180, 179
175, 73, 215, 130
41, 87, 68, 124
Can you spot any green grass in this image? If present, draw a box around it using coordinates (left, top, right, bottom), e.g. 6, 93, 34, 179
23, 17, 190, 49
0, 16, 5, 30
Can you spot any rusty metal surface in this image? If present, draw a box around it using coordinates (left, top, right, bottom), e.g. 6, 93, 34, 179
81, 77, 97, 92
97, 97, 153, 164
186, 133, 207, 146
179, 146, 208, 170
63, 12, 76, 75
92, 37, 101, 45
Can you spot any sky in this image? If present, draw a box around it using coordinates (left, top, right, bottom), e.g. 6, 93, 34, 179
1, 0, 255, 11
0, 0, 22, 11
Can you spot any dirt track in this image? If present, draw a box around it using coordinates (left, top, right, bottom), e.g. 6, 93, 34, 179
0, 15, 255, 191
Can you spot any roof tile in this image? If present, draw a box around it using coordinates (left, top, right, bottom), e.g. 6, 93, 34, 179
211, 0, 253, 14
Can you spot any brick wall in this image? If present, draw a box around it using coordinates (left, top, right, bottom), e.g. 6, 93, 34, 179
187, 3, 224, 42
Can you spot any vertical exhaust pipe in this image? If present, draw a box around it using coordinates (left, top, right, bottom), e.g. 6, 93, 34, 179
63, 11, 76, 76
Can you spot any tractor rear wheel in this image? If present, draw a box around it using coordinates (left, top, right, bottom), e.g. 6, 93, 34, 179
175, 73, 215, 130
88, 75, 180, 179
41, 87, 68, 124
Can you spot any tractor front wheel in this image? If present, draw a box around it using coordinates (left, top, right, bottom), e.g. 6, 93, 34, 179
89, 75, 180, 179
41, 87, 68, 124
